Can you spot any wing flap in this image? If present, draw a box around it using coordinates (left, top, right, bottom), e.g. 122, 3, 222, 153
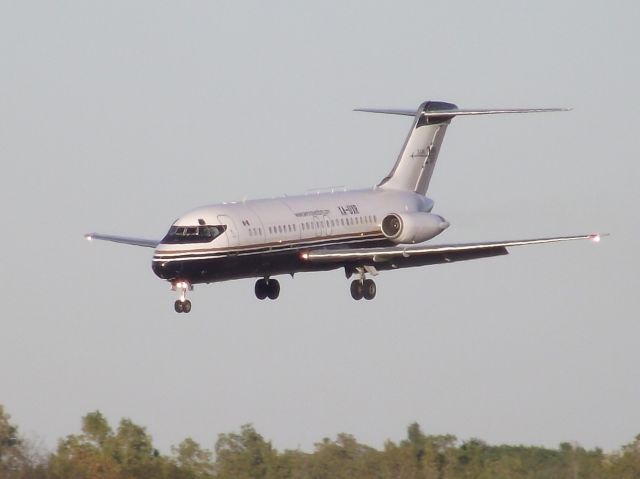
302, 234, 604, 263
85, 233, 159, 248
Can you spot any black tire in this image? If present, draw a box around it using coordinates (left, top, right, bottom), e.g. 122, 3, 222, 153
267, 279, 280, 300
350, 280, 364, 300
174, 300, 184, 313
255, 279, 268, 300
363, 279, 376, 300
182, 300, 192, 313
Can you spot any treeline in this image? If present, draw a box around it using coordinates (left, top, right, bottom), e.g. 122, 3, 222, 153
1, 404, 639, 479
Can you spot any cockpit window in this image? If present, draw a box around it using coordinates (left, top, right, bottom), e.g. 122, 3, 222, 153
161, 225, 227, 244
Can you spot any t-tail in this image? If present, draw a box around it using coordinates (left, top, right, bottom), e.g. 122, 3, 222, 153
356, 101, 569, 195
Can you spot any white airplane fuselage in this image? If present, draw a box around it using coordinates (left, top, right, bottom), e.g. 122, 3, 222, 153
152, 188, 445, 284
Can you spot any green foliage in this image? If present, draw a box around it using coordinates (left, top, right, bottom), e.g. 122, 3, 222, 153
50, 412, 169, 479
1, 404, 640, 479
0, 405, 24, 478
214, 424, 277, 479
172, 438, 214, 479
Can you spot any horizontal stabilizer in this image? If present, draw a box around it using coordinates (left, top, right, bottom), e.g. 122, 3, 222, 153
85, 233, 159, 248
354, 107, 570, 118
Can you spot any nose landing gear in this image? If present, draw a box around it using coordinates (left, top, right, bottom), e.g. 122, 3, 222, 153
255, 278, 280, 300
172, 280, 193, 313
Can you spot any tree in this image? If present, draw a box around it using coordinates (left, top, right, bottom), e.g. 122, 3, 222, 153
171, 438, 214, 479
214, 424, 277, 479
49, 412, 121, 479
50, 412, 170, 479
607, 435, 640, 479
0, 405, 21, 474
400, 422, 456, 479
82, 411, 112, 448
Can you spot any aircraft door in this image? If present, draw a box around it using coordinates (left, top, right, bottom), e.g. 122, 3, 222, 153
218, 214, 239, 247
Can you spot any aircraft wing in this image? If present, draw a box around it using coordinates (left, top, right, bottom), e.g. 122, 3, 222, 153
84, 233, 159, 248
302, 234, 604, 264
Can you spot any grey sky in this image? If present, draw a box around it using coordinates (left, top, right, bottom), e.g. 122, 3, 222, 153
1, 0, 638, 454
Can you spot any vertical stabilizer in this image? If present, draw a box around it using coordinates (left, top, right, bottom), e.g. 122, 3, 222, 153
377, 101, 455, 195
354, 101, 568, 195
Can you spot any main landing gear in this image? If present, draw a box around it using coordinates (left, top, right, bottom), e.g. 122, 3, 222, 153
172, 280, 193, 314
349, 266, 377, 300
255, 278, 280, 300
350, 278, 376, 300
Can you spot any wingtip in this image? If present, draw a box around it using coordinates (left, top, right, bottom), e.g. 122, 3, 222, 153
589, 233, 609, 243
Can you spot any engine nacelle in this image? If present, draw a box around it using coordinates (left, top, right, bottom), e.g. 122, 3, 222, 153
381, 212, 449, 244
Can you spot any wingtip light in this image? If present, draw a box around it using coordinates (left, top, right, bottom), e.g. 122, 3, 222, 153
589, 234, 601, 243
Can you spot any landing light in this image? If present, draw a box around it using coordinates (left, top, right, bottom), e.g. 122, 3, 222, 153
85, 234, 93, 241
589, 234, 601, 243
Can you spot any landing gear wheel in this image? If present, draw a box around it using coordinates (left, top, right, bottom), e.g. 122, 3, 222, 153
267, 279, 280, 300
174, 300, 184, 313
350, 280, 364, 300
182, 299, 192, 313
174, 300, 192, 313
363, 279, 376, 300
255, 279, 268, 300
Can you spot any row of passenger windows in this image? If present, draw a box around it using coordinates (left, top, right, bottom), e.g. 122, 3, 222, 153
244, 215, 378, 238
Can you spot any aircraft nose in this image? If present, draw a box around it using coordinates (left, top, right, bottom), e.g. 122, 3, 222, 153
152, 259, 180, 280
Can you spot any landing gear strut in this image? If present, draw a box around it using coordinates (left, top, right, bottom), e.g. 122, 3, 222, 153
172, 280, 193, 313
255, 278, 280, 300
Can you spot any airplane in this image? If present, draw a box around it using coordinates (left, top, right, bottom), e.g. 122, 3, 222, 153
85, 100, 604, 313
